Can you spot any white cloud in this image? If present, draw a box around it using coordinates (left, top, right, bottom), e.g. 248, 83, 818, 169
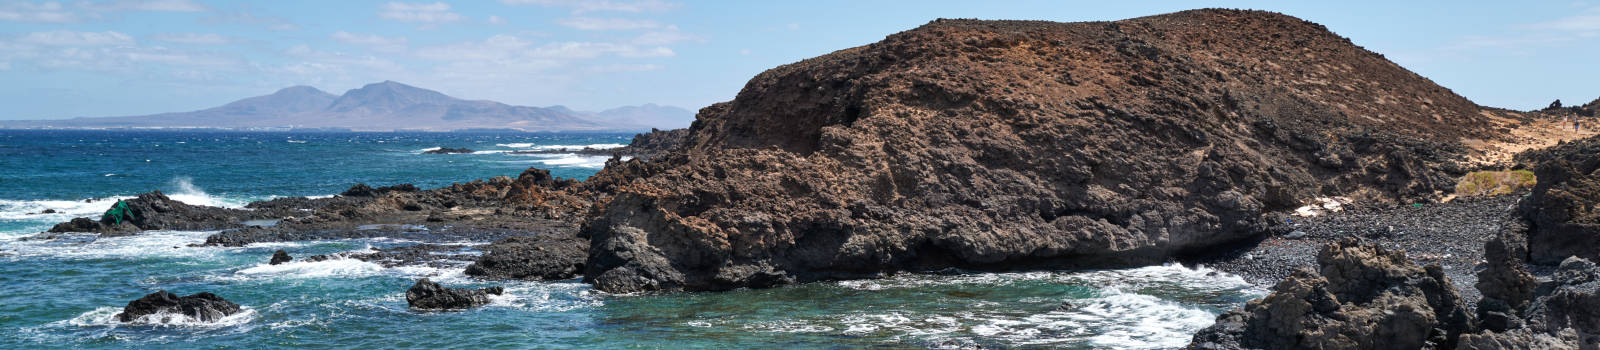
531, 41, 673, 58
557, 17, 659, 30
739, 49, 750, 55
633, 27, 702, 45
1528, 7, 1600, 34
1, 0, 208, 23
0, 1, 80, 23
378, 2, 463, 24
83, 0, 210, 12
488, 15, 505, 24
331, 31, 409, 52
201, 11, 301, 31
587, 63, 661, 72
151, 33, 242, 45
501, 0, 680, 14
19, 30, 135, 46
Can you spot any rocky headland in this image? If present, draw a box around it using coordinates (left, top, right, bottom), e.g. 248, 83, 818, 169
579, 9, 1522, 293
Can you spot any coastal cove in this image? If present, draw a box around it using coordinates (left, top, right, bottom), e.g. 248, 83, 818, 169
0, 130, 1263, 349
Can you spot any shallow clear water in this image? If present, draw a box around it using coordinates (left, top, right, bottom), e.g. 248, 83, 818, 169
0, 130, 1263, 349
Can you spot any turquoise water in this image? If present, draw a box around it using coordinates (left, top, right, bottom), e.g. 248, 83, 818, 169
0, 130, 1262, 349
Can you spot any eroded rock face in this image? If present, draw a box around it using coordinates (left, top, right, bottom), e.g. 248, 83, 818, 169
115, 291, 242, 323
464, 235, 589, 281
583, 9, 1503, 293
1517, 135, 1600, 265
404, 279, 502, 310
1187, 239, 1469, 349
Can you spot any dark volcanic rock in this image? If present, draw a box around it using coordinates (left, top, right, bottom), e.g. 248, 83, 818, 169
269, 250, 293, 265
405, 278, 503, 310
46, 192, 287, 235
115, 291, 242, 323
582, 9, 1507, 292
422, 147, 474, 154
307, 244, 476, 268
1187, 239, 1470, 349
465, 235, 588, 280
1516, 135, 1600, 265
340, 183, 421, 197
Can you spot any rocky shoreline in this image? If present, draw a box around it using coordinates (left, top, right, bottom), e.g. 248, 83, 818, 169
24, 8, 1600, 347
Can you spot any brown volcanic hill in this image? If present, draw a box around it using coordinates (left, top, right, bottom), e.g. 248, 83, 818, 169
581, 9, 1512, 293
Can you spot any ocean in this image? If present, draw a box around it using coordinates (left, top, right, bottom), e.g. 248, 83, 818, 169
0, 130, 1262, 349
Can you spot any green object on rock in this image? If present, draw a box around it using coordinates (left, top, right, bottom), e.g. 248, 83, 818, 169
102, 200, 134, 226
1412, 203, 1424, 208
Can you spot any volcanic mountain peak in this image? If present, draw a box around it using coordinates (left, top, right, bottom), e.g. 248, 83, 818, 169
326, 80, 464, 114
209, 85, 337, 116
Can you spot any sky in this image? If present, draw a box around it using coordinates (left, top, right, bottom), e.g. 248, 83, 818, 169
0, 0, 1597, 120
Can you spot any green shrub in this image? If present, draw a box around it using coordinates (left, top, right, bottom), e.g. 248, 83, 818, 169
1454, 170, 1536, 197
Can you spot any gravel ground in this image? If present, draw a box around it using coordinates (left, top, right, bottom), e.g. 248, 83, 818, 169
1185, 193, 1527, 306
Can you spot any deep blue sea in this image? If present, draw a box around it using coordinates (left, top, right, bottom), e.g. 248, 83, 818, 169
0, 130, 1262, 349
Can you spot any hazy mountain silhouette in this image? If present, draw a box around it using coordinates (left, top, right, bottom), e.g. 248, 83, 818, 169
1, 81, 692, 131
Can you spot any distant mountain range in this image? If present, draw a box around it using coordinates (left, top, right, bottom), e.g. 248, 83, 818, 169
0, 81, 696, 132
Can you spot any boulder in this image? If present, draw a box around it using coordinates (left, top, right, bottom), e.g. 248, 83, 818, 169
405, 278, 503, 310
115, 290, 242, 323
465, 235, 588, 280
1516, 135, 1600, 265
269, 250, 293, 265
1187, 239, 1470, 349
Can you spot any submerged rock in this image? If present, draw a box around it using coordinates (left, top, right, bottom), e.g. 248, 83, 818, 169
422, 147, 474, 154
465, 235, 588, 280
1187, 239, 1470, 349
269, 250, 293, 265
405, 278, 503, 310
115, 290, 242, 323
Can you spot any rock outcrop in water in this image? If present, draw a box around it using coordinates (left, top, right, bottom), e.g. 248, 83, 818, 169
46, 192, 281, 235
269, 250, 293, 265
422, 147, 474, 155
1187, 239, 1470, 349
1515, 135, 1600, 265
405, 279, 503, 310
581, 9, 1509, 292
465, 235, 588, 280
115, 290, 242, 323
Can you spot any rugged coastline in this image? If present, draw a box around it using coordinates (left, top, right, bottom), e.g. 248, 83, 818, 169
23, 8, 1600, 347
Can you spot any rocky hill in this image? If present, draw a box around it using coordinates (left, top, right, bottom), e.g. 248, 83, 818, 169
581, 9, 1515, 292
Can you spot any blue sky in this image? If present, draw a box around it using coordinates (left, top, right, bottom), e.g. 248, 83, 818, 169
0, 0, 1597, 119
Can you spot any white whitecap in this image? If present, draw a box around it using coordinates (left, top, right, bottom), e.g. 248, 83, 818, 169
67, 306, 257, 328
234, 256, 384, 278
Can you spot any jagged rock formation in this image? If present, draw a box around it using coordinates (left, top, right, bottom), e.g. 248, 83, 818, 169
582, 9, 1508, 292
115, 291, 242, 323
1516, 135, 1600, 264
405, 279, 503, 310
1187, 239, 1470, 349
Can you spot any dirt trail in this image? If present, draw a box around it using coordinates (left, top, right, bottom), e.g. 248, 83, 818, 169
1464, 110, 1598, 167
